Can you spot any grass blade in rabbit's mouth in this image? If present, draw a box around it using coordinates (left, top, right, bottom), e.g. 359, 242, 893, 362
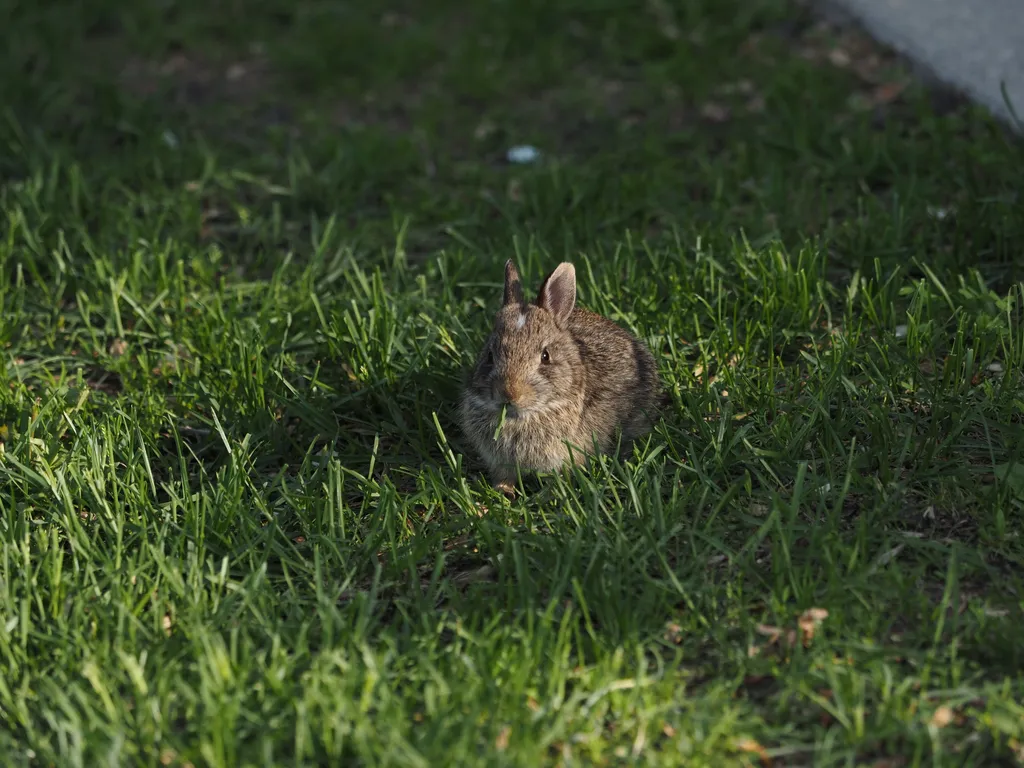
492, 405, 508, 440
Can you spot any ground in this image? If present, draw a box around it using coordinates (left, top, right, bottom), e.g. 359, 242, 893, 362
1, 0, 1023, 765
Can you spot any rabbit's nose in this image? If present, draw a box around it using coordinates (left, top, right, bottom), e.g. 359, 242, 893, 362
495, 381, 523, 404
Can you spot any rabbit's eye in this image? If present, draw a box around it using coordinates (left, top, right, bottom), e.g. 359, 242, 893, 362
541, 348, 550, 365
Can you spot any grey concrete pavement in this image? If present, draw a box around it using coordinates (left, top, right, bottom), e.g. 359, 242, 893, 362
826, 0, 1024, 129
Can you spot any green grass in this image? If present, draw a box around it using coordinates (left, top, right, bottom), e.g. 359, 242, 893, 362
2, 0, 1024, 765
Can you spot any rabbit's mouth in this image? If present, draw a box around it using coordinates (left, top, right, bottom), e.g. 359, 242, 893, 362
495, 401, 525, 419
498, 397, 561, 421
485, 399, 524, 417
465, 391, 530, 418
492, 398, 540, 420
468, 383, 556, 418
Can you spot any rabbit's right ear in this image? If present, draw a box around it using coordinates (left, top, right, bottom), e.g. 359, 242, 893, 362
537, 262, 576, 325
503, 260, 525, 306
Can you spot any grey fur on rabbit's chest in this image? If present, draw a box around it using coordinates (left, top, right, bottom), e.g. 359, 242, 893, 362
468, 404, 580, 473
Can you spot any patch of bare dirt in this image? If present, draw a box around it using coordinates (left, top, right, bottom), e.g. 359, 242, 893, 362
805, 4, 973, 121
86, 367, 123, 396
117, 43, 429, 136
118, 44, 273, 110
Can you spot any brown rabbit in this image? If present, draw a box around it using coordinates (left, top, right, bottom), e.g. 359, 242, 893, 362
459, 260, 662, 494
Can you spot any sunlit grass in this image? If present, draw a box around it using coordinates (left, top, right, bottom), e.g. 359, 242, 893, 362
1, 0, 1023, 765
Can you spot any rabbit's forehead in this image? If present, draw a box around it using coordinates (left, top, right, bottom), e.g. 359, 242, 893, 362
496, 305, 550, 340
506, 305, 533, 329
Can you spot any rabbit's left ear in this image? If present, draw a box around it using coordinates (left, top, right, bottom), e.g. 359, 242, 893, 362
537, 263, 576, 325
503, 260, 524, 306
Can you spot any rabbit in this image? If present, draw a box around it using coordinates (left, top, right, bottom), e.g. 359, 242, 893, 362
459, 259, 662, 495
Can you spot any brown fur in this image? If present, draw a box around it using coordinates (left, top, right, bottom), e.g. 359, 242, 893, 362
459, 260, 661, 493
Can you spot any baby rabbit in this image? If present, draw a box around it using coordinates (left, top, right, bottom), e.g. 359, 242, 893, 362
460, 260, 661, 495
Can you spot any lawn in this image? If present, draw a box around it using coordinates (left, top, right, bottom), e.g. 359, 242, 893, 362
1, 0, 1023, 765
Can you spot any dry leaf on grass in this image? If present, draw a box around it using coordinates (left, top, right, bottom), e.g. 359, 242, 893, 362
495, 726, 511, 751
664, 622, 684, 644
751, 608, 828, 656
736, 737, 772, 766
872, 81, 908, 105
929, 705, 954, 728
752, 623, 797, 655
109, 338, 128, 356
798, 608, 829, 645
849, 81, 909, 111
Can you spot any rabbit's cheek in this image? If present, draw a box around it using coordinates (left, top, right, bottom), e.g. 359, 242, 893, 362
465, 391, 500, 416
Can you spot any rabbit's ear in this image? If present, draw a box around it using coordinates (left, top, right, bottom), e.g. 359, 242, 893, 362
538, 262, 576, 324
503, 260, 524, 306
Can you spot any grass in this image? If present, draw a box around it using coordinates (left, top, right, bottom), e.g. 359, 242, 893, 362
1, 0, 1023, 765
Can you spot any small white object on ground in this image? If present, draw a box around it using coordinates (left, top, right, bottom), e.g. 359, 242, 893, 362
895, 324, 908, 338
506, 145, 541, 164
927, 205, 955, 220
161, 130, 179, 149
